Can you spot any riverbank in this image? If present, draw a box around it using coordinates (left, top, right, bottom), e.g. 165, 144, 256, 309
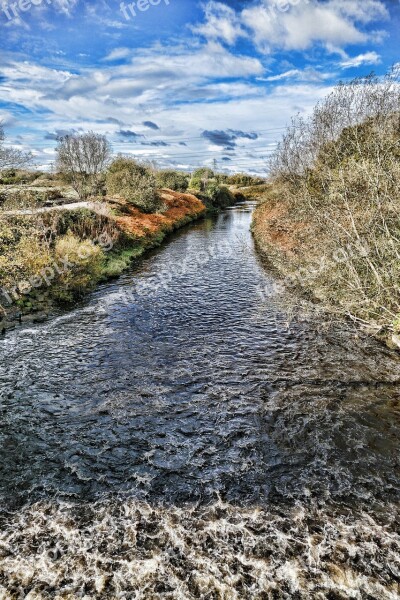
253, 76, 400, 345
0, 189, 207, 333
251, 183, 400, 349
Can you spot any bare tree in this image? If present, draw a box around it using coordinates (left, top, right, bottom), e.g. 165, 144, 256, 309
269, 68, 400, 181
56, 132, 112, 199
0, 122, 32, 173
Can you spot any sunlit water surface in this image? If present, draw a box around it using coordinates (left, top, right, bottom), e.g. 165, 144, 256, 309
0, 203, 399, 598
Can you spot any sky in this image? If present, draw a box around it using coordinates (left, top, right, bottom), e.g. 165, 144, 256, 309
0, 0, 399, 174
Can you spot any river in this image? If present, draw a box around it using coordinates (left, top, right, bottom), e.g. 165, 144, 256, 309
0, 201, 399, 598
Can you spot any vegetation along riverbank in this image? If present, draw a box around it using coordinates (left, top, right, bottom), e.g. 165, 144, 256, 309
252, 70, 400, 345
0, 135, 258, 332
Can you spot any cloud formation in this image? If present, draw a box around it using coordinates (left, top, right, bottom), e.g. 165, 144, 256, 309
340, 51, 381, 69
202, 129, 258, 150
118, 130, 144, 140
264, 67, 331, 82
143, 121, 160, 130
192, 2, 245, 45
195, 0, 389, 53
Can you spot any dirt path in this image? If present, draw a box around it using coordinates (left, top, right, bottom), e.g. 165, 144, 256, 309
2, 201, 103, 216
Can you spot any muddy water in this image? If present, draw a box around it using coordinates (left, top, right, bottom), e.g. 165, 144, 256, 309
0, 202, 399, 598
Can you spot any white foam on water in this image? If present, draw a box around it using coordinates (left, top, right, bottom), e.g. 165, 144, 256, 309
0, 498, 398, 599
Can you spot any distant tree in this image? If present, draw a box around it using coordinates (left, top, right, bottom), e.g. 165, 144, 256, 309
189, 168, 215, 192
226, 173, 265, 187
0, 123, 32, 173
156, 169, 189, 192
56, 132, 112, 199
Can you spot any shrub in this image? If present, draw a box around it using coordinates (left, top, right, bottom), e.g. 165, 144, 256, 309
106, 157, 162, 213
189, 167, 235, 210
31, 173, 65, 187
0, 188, 63, 210
206, 183, 235, 208
52, 232, 104, 301
0, 222, 52, 291
54, 208, 121, 248
0, 169, 40, 185
191, 184, 236, 212
190, 167, 235, 210
156, 170, 189, 192
215, 174, 229, 185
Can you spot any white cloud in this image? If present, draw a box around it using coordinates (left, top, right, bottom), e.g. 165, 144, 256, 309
85, 2, 128, 29
263, 67, 332, 82
2, 0, 390, 174
53, 0, 79, 17
195, 0, 389, 54
192, 1, 245, 45
0, 43, 264, 120
103, 48, 132, 62
340, 51, 381, 69
0, 110, 17, 127
327, 0, 388, 24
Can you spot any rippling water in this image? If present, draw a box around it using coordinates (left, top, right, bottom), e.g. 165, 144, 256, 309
0, 202, 399, 598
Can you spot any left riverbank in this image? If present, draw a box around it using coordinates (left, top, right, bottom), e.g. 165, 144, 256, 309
0, 189, 207, 333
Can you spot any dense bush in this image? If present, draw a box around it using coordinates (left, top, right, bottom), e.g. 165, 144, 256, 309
189, 168, 236, 210
0, 210, 119, 307
52, 233, 104, 301
106, 157, 162, 213
214, 174, 229, 184
156, 170, 189, 192
256, 69, 400, 329
0, 188, 63, 210
54, 208, 121, 247
189, 170, 264, 190
205, 182, 235, 209
31, 173, 60, 187
192, 186, 235, 212
0, 218, 52, 290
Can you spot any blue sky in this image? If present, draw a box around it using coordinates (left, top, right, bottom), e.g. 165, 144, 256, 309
0, 0, 399, 174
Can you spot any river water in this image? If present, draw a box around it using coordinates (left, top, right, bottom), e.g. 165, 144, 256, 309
0, 202, 399, 598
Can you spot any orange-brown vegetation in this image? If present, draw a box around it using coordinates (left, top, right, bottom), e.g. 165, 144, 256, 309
253, 201, 297, 257
113, 189, 206, 239
252, 184, 306, 259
